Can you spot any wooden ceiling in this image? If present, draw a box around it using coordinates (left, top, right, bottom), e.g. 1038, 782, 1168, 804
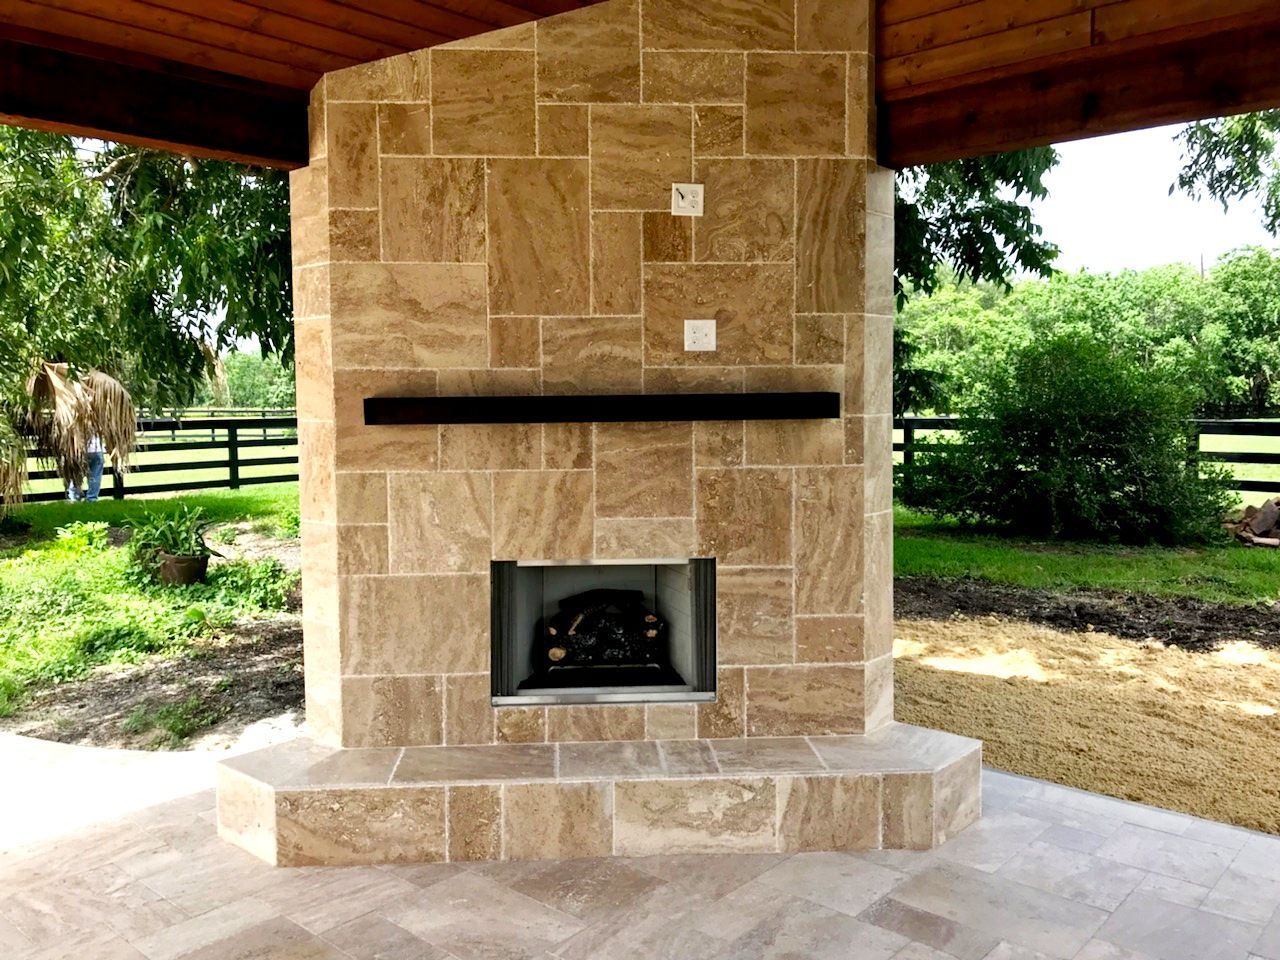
2, 0, 1279, 168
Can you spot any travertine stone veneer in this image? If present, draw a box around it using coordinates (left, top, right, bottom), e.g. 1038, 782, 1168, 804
218, 0, 983, 865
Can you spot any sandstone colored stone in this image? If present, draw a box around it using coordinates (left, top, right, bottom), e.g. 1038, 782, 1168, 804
717, 568, 793, 665
275, 787, 445, 866
795, 466, 863, 613
431, 50, 535, 155
326, 102, 378, 207
491, 470, 593, 560
797, 0, 870, 51
695, 105, 744, 156
746, 53, 846, 156
329, 208, 379, 261
643, 51, 745, 103
642, 212, 691, 263
641, 0, 794, 51
537, 0, 640, 102
796, 315, 845, 364
695, 159, 793, 263
335, 524, 388, 576
796, 615, 865, 664
594, 517, 697, 559
379, 157, 485, 263
440, 424, 541, 471
697, 468, 792, 566
377, 102, 431, 155
448, 785, 502, 862
496, 707, 547, 743
331, 367, 438, 472
744, 420, 845, 466
694, 421, 744, 467
745, 665, 865, 736
342, 575, 488, 675
697, 667, 745, 739
543, 422, 593, 470
340, 675, 443, 748
883, 772, 934, 850
590, 105, 692, 210
595, 422, 693, 518
778, 774, 880, 852
334, 473, 387, 525
542, 315, 642, 394
591, 212, 643, 315
387, 473, 491, 574
538, 104, 589, 156
546, 705, 646, 742
614, 778, 776, 856
490, 316, 541, 368
327, 52, 429, 101
645, 704, 698, 740
445, 673, 495, 745
504, 782, 612, 860
798, 160, 866, 314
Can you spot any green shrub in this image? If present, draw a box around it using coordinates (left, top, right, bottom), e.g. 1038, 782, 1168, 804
126, 505, 219, 577
207, 558, 298, 610
902, 334, 1234, 545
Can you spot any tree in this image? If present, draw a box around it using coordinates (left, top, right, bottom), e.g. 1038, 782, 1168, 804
895, 148, 1061, 306
1175, 111, 1280, 234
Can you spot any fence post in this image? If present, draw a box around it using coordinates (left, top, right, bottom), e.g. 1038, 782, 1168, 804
111, 467, 124, 500
1187, 420, 1201, 472
228, 424, 241, 490
902, 419, 916, 502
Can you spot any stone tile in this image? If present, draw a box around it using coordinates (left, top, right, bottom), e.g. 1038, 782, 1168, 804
546, 704, 646, 742
694, 158, 793, 263
1202, 866, 1280, 925
595, 517, 697, 559
695, 420, 744, 466
1232, 837, 1280, 883
504, 782, 613, 860
488, 157, 590, 315
342, 574, 487, 675
778, 775, 882, 852
643, 211, 692, 262
645, 704, 698, 739
745, 418, 846, 466
595, 421, 693, 517
326, 102, 378, 208
888, 862, 1109, 959
798, 159, 867, 313
539, 103, 589, 156
489, 315, 541, 367
591, 105, 692, 210
436, 367, 540, 397
331, 368, 439, 472
340, 675, 443, 748
335, 473, 387, 525
895, 945, 965, 960
559, 741, 665, 779
508, 857, 666, 922
448, 785, 502, 863
711, 737, 824, 774
544, 422, 594, 470
717, 567, 793, 665
491, 469, 593, 560
444, 673, 494, 745
983, 944, 1056, 960
810, 724, 979, 775
393, 744, 555, 784
379, 157, 486, 264
431, 49, 535, 155
541, 316, 643, 394
797, 0, 870, 51
327, 52, 430, 101
614, 778, 776, 856
797, 314, 846, 364
746, 52, 846, 155
860, 897, 1002, 960
591, 211, 643, 315
385, 472, 490, 574
1096, 892, 1262, 960
746, 664, 865, 736
322, 913, 449, 959
437, 21, 536, 50
660, 739, 721, 775
1254, 909, 1280, 960
377, 102, 431, 155
330, 262, 487, 368
496, 706, 547, 743
796, 615, 864, 663
329, 207, 378, 260
644, 51, 745, 103
934, 750, 982, 845
759, 851, 905, 917
698, 666, 746, 738
631, 851, 787, 897
998, 841, 1146, 911
275, 787, 445, 866
696, 104, 744, 156
641, 0, 794, 50
645, 364, 746, 392
696, 468, 792, 565
384, 871, 584, 958
440, 423, 542, 470
644, 263, 792, 366
537, 0, 640, 102
256, 867, 421, 935
552, 882, 727, 960
725, 894, 907, 959
1072, 941, 1162, 960
1096, 824, 1235, 888
935, 810, 1051, 874
123, 899, 275, 960
884, 772, 935, 850
795, 465, 863, 614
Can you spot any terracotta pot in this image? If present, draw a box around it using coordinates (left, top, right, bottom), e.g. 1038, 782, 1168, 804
156, 552, 209, 585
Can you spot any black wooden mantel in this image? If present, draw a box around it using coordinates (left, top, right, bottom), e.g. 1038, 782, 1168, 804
363, 392, 841, 426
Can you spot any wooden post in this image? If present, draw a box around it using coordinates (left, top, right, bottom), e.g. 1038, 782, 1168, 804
902, 419, 916, 502
111, 467, 124, 500
228, 424, 240, 490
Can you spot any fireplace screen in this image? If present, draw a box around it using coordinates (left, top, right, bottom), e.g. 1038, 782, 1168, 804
491, 559, 716, 705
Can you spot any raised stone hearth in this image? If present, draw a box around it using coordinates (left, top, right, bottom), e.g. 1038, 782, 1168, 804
218, 724, 980, 866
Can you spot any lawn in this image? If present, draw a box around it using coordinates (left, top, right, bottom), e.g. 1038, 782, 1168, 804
894, 504, 1280, 605
0, 484, 300, 719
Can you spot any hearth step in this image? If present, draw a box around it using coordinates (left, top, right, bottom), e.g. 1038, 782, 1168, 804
217, 723, 981, 867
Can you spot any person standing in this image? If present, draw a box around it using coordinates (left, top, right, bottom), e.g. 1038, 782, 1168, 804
67, 435, 105, 503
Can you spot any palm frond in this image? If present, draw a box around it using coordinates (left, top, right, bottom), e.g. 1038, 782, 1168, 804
84, 369, 136, 473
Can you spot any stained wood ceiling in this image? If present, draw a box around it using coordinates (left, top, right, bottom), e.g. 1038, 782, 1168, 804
2, 0, 1280, 168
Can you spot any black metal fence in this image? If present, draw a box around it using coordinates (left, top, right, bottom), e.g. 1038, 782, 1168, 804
895, 416, 1280, 495
21, 414, 299, 503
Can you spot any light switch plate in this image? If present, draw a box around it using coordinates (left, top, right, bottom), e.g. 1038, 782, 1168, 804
684, 319, 716, 352
671, 183, 705, 217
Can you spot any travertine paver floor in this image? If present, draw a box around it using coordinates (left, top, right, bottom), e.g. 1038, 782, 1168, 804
3, 769, 1280, 960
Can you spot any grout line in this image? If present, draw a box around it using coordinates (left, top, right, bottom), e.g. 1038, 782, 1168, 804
387, 747, 405, 785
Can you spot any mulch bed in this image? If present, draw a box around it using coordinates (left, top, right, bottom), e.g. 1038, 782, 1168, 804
896, 576, 1280, 652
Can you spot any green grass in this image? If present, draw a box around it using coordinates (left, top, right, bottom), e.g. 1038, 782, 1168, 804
0, 487, 300, 717
894, 504, 1280, 605
122, 694, 230, 750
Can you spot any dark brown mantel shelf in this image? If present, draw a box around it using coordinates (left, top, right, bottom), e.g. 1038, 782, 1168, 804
364, 392, 841, 426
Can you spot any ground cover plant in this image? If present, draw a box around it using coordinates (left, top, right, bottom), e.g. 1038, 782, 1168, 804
0, 486, 299, 719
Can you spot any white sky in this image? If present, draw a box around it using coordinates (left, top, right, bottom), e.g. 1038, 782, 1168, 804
1030, 123, 1276, 275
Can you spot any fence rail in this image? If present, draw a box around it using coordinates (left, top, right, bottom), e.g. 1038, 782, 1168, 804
895, 416, 1280, 495
18, 414, 299, 503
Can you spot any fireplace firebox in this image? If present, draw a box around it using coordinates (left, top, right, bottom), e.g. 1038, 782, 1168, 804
491, 559, 716, 705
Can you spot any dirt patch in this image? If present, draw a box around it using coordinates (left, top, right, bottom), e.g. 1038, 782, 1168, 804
896, 615, 1280, 833
0, 617, 304, 751
211, 522, 301, 571
897, 576, 1280, 651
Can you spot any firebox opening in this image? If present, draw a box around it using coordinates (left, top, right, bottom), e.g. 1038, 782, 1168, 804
491, 559, 716, 706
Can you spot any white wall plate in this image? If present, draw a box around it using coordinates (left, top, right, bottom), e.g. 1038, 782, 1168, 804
671, 183, 705, 217
684, 319, 716, 352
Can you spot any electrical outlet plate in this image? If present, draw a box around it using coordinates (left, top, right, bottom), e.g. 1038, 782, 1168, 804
684, 319, 716, 352
671, 183, 705, 217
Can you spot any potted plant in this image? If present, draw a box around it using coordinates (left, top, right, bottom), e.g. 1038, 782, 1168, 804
128, 505, 219, 585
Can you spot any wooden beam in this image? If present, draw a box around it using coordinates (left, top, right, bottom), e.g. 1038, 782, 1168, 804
881, 19, 1280, 167
0, 37, 308, 169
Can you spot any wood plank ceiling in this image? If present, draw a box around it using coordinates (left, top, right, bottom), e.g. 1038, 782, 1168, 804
2, 0, 1280, 168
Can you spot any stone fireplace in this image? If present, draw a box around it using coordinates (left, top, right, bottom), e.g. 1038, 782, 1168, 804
216, 0, 982, 867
